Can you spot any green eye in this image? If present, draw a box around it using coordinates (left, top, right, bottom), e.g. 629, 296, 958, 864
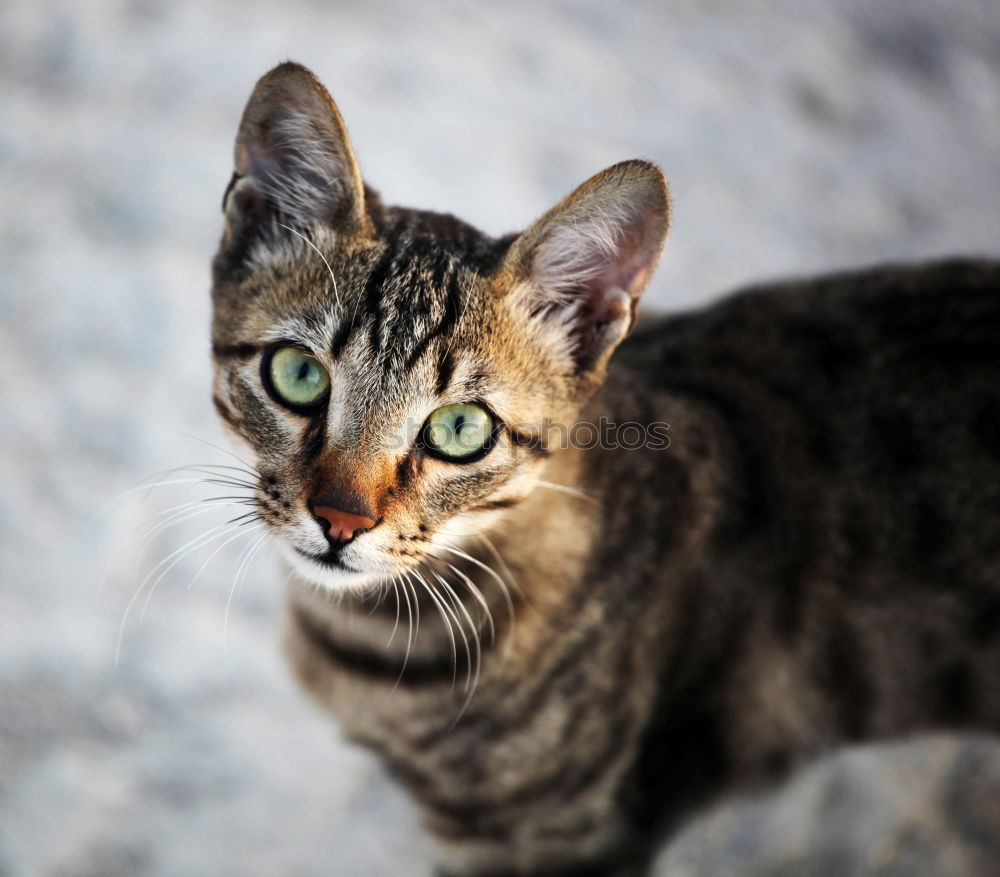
267, 346, 330, 409
423, 403, 495, 461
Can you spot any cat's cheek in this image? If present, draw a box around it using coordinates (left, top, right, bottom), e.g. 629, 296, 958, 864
427, 464, 542, 547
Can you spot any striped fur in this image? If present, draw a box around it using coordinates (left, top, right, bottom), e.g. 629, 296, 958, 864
211, 63, 1000, 876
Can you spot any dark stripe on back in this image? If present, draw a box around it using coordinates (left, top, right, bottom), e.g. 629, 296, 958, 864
659, 374, 819, 637
973, 392, 1000, 464
870, 405, 924, 476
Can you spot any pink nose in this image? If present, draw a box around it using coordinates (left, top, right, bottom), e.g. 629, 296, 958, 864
313, 505, 376, 543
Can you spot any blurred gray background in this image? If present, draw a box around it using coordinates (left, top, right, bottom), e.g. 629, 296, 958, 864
2, 1, 1000, 875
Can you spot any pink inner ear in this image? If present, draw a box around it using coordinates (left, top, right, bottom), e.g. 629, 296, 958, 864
582, 223, 656, 321
518, 165, 669, 371
546, 217, 660, 369
595, 224, 656, 297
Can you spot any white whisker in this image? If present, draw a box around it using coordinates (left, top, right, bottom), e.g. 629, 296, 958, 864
174, 432, 261, 474
116, 518, 239, 663
432, 570, 479, 695
138, 519, 249, 621
435, 544, 515, 655
475, 534, 522, 596
531, 479, 601, 505
409, 569, 460, 689
137, 496, 242, 529
187, 523, 262, 592
88, 475, 225, 534
440, 560, 496, 645
279, 223, 341, 307
386, 575, 402, 648
139, 500, 250, 544
388, 573, 418, 695
224, 531, 270, 648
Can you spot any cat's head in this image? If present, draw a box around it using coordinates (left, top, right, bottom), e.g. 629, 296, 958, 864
211, 62, 670, 592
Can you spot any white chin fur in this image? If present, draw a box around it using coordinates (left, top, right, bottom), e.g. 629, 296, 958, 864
277, 541, 376, 592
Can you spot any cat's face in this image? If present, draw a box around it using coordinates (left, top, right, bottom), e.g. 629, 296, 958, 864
211, 228, 580, 590
211, 63, 669, 592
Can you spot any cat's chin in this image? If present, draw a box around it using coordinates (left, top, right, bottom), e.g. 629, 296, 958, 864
277, 541, 378, 593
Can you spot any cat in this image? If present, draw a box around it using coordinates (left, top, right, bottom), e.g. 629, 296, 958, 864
210, 62, 1000, 877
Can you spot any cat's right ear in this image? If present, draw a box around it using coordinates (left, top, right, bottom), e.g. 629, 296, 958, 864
220, 62, 369, 258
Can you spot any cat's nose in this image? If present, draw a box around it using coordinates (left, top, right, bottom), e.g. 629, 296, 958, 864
311, 491, 377, 543
313, 506, 377, 543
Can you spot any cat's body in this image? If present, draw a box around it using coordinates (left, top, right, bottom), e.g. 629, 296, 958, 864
211, 64, 1000, 876
284, 259, 1000, 876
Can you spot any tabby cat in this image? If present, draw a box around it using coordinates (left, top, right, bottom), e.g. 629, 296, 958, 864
210, 62, 1000, 876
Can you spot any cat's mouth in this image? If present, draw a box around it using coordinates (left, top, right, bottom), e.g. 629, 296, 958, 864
293, 545, 362, 574
273, 507, 440, 592
279, 537, 391, 592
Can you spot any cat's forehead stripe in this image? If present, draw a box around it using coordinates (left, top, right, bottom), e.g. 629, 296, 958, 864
327, 231, 468, 389
435, 349, 456, 397
401, 270, 463, 372
329, 317, 354, 359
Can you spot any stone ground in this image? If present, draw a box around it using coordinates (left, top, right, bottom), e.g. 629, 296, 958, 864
2, 1, 1000, 874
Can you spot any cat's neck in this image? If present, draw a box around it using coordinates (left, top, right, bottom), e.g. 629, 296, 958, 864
283, 374, 714, 698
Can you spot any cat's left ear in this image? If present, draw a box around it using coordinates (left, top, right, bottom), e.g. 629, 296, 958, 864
500, 160, 670, 379
220, 62, 369, 255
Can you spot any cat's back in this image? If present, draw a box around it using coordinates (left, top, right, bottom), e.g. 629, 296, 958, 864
619, 258, 1000, 476
595, 260, 1000, 823
606, 258, 1000, 624
625, 257, 1000, 394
